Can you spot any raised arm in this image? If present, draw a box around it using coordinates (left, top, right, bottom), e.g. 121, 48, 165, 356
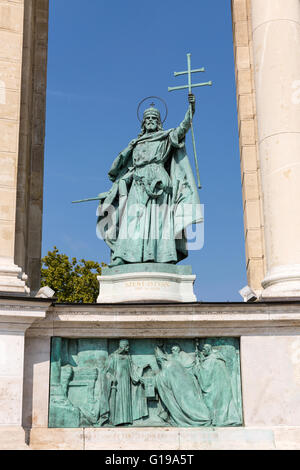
176, 93, 196, 140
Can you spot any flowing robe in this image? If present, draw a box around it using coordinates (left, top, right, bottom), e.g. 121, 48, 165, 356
97, 110, 203, 264
171, 350, 203, 394
194, 351, 241, 426
155, 355, 211, 427
107, 352, 148, 425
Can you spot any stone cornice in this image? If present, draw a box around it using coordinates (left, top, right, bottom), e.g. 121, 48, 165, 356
0, 296, 52, 331
26, 301, 300, 338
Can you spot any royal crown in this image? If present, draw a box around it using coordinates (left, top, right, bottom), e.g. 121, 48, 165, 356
143, 104, 161, 121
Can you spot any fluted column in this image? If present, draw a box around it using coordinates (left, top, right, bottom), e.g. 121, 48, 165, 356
251, 0, 300, 298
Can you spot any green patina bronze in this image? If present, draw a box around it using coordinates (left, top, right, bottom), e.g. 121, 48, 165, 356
95, 93, 202, 267
49, 337, 243, 428
73, 54, 212, 268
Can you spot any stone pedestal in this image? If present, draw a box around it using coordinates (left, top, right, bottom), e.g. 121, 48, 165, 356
18, 300, 300, 450
97, 264, 197, 303
0, 427, 28, 450
29, 426, 300, 450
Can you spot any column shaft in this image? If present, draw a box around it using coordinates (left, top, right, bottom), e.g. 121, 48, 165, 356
0, 0, 28, 292
251, 0, 300, 298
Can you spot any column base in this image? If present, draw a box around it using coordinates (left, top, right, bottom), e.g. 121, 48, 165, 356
97, 263, 197, 303
261, 264, 300, 300
0, 263, 30, 294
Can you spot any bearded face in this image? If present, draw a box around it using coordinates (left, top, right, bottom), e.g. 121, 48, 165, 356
140, 111, 162, 135
144, 115, 159, 133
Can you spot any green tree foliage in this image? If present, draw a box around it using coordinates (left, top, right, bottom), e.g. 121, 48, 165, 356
41, 246, 106, 303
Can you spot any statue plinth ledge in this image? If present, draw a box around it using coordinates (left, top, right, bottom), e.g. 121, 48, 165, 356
97, 264, 197, 303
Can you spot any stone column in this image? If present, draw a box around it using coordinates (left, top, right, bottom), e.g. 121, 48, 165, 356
0, 0, 28, 293
251, 0, 300, 298
0, 0, 49, 294
0, 296, 51, 449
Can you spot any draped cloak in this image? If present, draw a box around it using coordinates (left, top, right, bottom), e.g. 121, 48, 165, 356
155, 354, 211, 427
194, 351, 241, 426
96, 115, 203, 264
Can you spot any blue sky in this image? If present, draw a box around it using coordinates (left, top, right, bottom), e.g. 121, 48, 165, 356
42, 0, 247, 301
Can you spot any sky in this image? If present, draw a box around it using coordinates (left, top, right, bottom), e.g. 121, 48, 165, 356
42, 0, 247, 301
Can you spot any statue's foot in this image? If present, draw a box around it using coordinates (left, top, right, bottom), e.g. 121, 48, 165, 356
110, 257, 124, 267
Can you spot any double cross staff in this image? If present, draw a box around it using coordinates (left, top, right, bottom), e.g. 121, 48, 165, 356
168, 53, 212, 189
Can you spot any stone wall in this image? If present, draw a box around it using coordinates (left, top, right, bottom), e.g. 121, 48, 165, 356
231, 0, 266, 294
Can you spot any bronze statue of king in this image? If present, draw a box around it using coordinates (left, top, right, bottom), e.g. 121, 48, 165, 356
96, 94, 202, 267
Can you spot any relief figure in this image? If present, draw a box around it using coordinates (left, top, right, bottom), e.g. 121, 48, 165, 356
107, 339, 148, 425
194, 344, 241, 426
154, 346, 211, 427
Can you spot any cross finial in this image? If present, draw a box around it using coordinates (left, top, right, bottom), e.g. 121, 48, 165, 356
168, 53, 213, 189
150, 102, 155, 107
